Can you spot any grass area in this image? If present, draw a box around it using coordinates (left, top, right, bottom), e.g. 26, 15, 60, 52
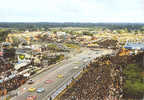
123, 63, 144, 98
0, 29, 11, 42
56, 55, 64, 62
64, 43, 80, 49
47, 43, 58, 49
46, 43, 62, 52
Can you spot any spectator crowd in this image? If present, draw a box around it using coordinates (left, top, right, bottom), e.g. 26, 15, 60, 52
60, 54, 125, 100
0, 57, 28, 96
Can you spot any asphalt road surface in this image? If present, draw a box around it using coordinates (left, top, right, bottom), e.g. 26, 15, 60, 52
11, 48, 113, 100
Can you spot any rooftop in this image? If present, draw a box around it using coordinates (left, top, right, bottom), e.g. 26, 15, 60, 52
124, 42, 144, 50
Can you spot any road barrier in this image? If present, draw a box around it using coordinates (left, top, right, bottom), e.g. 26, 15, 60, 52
73, 71, 81, 79
47, 68, 84, 100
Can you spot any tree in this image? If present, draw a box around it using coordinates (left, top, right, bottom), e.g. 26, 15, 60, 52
0, 29, 11, 42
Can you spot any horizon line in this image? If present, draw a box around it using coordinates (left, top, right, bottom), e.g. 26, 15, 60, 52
0, 22, 144, 24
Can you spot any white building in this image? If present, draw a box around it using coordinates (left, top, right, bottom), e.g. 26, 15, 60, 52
56, 32, 66, 36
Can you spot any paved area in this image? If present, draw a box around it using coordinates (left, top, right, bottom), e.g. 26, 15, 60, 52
10, 48, 113, 100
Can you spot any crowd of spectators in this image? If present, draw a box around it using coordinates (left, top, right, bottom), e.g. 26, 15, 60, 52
0, 57, 28, 96
60, 55, 125, 100
0, 75, 27, 95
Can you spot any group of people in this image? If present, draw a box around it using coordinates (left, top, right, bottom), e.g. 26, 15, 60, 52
0, 57, 28, 96
60, 54, 125, 100
0, 75, 27, 96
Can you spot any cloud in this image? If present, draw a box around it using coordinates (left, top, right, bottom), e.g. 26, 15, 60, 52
0, 0, 144, 22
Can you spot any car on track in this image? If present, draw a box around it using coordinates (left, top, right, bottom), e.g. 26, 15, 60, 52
74, 62, 80, 64
73, 66, 79, 69
27, 95, 37, 100
27, 79, 34, 84
57, 74, 64, 78
83, 59, 87, 62
28, 87, 36, 92
45, 80, 53, 84
36, 88, 45, 93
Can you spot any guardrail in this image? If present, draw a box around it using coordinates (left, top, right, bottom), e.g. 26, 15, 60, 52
47, 70, 84, 100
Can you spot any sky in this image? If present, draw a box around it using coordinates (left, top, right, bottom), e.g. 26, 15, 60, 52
0, 0, 144, 22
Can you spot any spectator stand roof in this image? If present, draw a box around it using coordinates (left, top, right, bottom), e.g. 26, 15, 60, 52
124, 42, 144, 50
14, 62, 30, 70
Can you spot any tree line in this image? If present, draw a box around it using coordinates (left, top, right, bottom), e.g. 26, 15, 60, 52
0, 22, 144, 32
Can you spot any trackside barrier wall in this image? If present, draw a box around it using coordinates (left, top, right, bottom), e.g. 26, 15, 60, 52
51, 83, 67, 99
47, 69, 84, 100
73, 71, 82, 79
